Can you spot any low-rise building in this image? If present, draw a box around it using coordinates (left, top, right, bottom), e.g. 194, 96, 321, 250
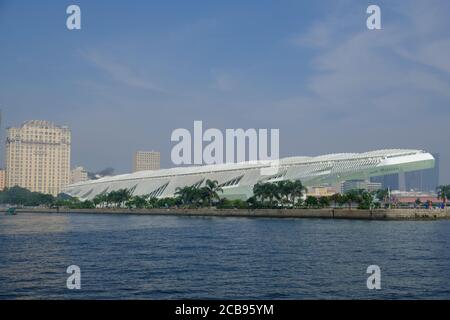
391, 191, 441, 206
71, 166, 89, 184
306, 186, 337, 197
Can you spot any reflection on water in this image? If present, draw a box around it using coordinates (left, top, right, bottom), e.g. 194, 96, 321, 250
1, 212, 450, 299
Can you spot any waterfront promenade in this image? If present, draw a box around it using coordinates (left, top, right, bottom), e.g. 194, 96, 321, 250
3, 207, 450, 220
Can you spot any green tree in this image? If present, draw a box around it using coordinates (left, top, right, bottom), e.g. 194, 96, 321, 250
0, 186, 56, 207
337, 193, 347, 208
276, 180, 293, 206
305, 196, 319, 208
344, 189, 363, 210
217, 198, 248, 209
246, 196, 258, 208
252, 182, 277, 207
147, 197, 159, 208
156, 197, 179, 208
266, 183, 281, 207
318, 196, 330, 208
415, 198, 422, 208
93, 193, 108, 208
253, 182, 266, 204
126, 195, 148, 209
202, 179, 223, 207
329, 193, 342, 208
295, 198, 304, 208
103, 189, 132, 208
252, 180, 306, 208
106, 191, 118, 207
175, 185, 204, 207
376, 188, 390, 208
437, 185, 450, 207
291, 180, 307, 207
358, 190, 376, 209
117, 189, 132, 207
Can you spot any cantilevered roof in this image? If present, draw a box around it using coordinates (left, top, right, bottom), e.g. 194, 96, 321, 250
67, 149, 429, 188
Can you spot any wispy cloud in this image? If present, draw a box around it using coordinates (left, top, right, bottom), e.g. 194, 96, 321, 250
210, 69, 242, 92
81, 50, 167, 93
285, 0, 450, 118
290, 22, 337, 49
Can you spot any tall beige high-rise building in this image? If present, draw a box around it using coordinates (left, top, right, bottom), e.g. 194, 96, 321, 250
0, 169, 6, 191
133, 151, 160, 172
5, 120, 71, 195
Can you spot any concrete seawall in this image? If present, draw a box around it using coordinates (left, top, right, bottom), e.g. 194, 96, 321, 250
5, 207, 450, 220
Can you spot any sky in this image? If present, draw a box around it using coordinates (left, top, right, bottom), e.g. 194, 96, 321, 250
0, 0, 449, 182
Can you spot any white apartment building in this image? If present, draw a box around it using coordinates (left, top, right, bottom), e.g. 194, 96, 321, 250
5, 120, 71, 195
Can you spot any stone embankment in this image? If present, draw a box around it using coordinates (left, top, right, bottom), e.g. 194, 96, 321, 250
5, 207, 450, 220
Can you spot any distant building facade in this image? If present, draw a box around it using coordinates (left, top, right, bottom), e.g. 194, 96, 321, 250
391, 191, 441, 206
5, 120, 71, 195
341, 180, 382, 193
371, 153, 440, 192
306, 186, 337, 197
0, 169, 5, 191
71, 166, 89, 184
405, 153, 439, 192
133, 151, 160, 172
371, 173, 399, 191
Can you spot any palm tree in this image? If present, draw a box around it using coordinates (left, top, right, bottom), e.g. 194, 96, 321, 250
344, 189, 362, 210
291, 180, 307, 206
376, 188, 389, 208
126, 195, 148, 209
148, 197, 158, 208
246, 196, 258, 208
116, 189, 132, 208
203, 179, 223, 207
337, 193, 347, 208
305, 196, 319, 208
252, 180, 306, 208
265, 183, 279, 208
329, 193, 341, 208
253, 182, 266, 204
93, 193, 105, 208
106, 191, 118, 207
175, 185, 205, 207
175, 186, 194, 206
437, 185, 450, 207
318, 196, 330, 208
359, 190, 375, 209
276, 180, 292, 207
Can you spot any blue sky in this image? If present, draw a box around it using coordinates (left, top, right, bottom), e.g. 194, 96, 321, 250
1, 0, 450, 182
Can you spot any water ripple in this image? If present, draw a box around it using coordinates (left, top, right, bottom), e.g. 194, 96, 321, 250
1, 212, 450, 299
